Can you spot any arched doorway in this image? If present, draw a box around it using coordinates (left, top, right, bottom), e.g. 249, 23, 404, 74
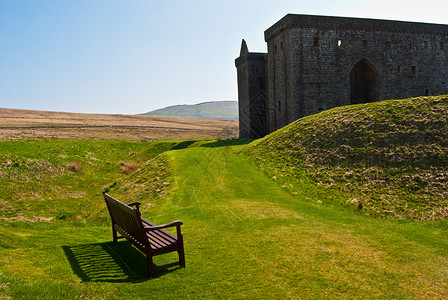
350, 59, 379, 104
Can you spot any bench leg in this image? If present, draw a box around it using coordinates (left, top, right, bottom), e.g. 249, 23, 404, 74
178, 236, 186, 268
178, 250, 186, 268
147, 255, 155, 278
112, 226, 118, 242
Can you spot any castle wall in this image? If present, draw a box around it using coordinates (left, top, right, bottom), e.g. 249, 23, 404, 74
235, 41, 268, 138
237, 14, 448, 138
235, 54, 251, 138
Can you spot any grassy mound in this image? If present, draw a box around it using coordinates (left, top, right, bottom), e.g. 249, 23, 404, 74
107, 138, 252, 207
244, 96, 448, 220
3, 137, 448, 298
108, 152, 173, 206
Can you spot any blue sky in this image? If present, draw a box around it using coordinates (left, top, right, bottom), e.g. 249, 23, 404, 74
1, 0, 447, 114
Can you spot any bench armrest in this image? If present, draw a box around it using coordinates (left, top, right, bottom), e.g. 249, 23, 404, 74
127, 201, 141, 210
144, 220, 183, 231
144, 220, 183, 238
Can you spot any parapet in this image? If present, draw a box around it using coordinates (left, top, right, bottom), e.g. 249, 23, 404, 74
235, 39, 267, 67
264, 14, 448, 41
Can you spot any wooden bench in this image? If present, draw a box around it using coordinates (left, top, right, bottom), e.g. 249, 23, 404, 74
103, 192, 185, 277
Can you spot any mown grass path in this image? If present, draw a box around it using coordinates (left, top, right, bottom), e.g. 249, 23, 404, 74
162, 146, 448, 298
1, 144, 448, 299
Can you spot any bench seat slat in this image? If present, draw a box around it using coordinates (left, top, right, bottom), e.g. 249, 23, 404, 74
147, 231, 176, 246
147, 232, 177, 250
147, 229, 177, 244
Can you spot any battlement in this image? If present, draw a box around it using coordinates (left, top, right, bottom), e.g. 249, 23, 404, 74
265, 14, 448, 41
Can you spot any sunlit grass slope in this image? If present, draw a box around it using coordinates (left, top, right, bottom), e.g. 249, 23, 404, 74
1, 134, 448, 298
107, 146, 448, 297
244, 96, 448, 220
0, 139, 201, 223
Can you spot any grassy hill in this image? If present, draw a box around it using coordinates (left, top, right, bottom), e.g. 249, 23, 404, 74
1, 96, 448, 298
243, 95, 448, 220
142, 101, 238, 120
2, 139, 448, 298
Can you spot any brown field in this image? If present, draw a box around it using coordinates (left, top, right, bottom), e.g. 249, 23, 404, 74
0, 107, 238, 141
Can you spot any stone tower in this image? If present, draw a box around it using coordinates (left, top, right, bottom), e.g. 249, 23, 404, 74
236, 14, 448, 138
235, 40, 268, 138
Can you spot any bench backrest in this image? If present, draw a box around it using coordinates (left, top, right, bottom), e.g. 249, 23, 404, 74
103, 193, 150, 252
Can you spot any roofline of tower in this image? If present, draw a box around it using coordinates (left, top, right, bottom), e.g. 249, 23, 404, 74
264, 14, 448, 42
235, 52, 267, 67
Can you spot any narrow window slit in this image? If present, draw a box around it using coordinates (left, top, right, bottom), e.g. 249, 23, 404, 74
386, 41, 391, 50
363, 40, 368, 49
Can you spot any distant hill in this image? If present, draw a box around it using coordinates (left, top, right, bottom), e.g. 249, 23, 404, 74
0, 107, 238, 140
142, 101, 238, 120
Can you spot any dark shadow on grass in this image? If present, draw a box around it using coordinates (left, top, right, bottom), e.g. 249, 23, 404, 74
200, 138, 254, 148
62, 241, 177, 282
172, 140, 197, 150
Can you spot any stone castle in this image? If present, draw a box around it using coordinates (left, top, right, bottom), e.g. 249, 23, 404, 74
235, 14, 448, 138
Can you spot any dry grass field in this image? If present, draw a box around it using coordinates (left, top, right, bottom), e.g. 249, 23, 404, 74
0, 107, 238, 140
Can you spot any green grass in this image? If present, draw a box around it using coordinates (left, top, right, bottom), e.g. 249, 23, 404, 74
2, 139, 448, 298
244, 96, 448, 220
1, 96, 447, 298
0, 139, 222, 223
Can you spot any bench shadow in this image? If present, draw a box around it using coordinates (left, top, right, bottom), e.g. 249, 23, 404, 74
62, 241, 176, 282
